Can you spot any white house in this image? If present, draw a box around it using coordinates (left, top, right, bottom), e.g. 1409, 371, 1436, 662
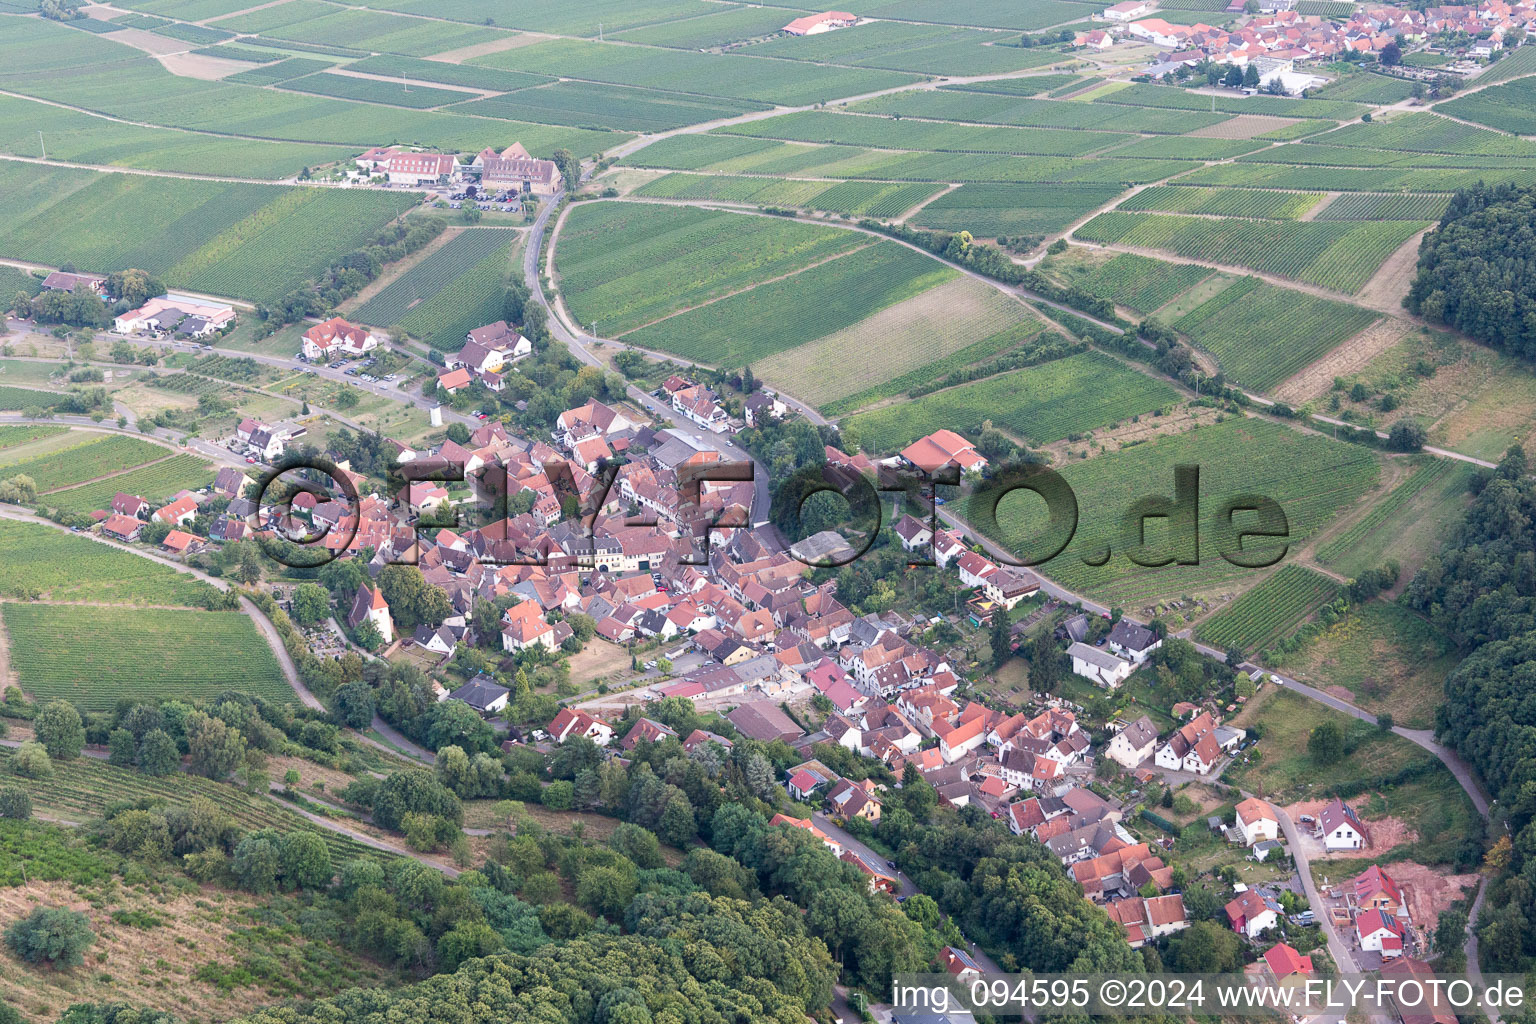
1234, 797, 1279, 846
347, 583, 394, 644
1106, 715, 1159, 769
448, 675, 510, 715
1226, 889, 1280, 939
303, 317, 380, 361
1357, 909, 1405, 958
1069, 642, 1135, 688
548, 707, 614, 746
1107, 620, 1161, 664
1104, 0, 1151, 20
1318, 798, 1369, 851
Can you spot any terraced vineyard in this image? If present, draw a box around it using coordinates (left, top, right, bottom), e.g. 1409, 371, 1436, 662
1197, 564, 1341, 652
353, 228, 516, 327
1119, 186, 1323, 219
2, 604, 290, 710
0, 747, 386, 863
43, 454, 215, 515
966, 417, 1379, 607
1173, 277, 1379, 392
1073, 211, 1427, 293
557, 202, 867, 336
0, 520, 219, 605
845, 350, 1179, 452
0, 433, 170, 493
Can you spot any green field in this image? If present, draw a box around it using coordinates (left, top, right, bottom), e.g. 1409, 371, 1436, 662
1042, 250, 1212, 315
0, 425, 66, 451
1313, 457, 1474, 576
620, 240, 955, 367
1091, 82, 1367, 120
219, 2, 514, 57
1171, 277, 1380, 391
741, 21, 1062, 76
721, 110, 1134, 157
353, 228, 516, 327
343, 54, 554, 92
225, 57, 338, 86
849, 90, 1227, 134
1315, 72, 1415, 104
2, 603, 290, 710
1074, 211, 1426, 293
1197, 564, 1341, 652
610, 5, 805, 48
42, 455, 215, 515
966, 417, 1379, 606
911, 183, 1125, 237
0, 520, 220, 605
631, 173, 943, 217
395, 235, 517, 351
556, 202, 868, 336
454, 80, 765, 131
1439, 77, 1536, 136
0, 163, 411, 305
845, 350, 1179, 452
1119, 186, 1323, 219
0, 386, 66, 412
1174, 159, 1536, 193
279, 72, 474, 108
1311, 192, 1450, 221
0, 433, 170, 493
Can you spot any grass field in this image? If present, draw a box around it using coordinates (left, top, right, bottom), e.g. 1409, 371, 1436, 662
2, 603, 290, 710
0, 163, 411, 305
556, 202, 868, 336
353, 228, 516, 327
0, 433, 170, 493
1312, 457, 1474, 577
0, 520, 220, 605
620, 240, 955, 368
0, 425, 66, 451
845, 350, 1179, 451
394, 234, 517, 351
1198, 563, 1341, 652
1276, 601, 1456, 729
1041, 249, 1213, 315
1074, 211, 1426, 294
754, 276, 1044, 408
966, 417, 1379, 608
42, 455, 215, 515
1171, 277, 1381, 391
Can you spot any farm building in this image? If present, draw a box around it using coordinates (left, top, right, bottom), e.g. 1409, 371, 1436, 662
115, 294, 235, 335
474, 143, 560, 195
783, 10, 857, 34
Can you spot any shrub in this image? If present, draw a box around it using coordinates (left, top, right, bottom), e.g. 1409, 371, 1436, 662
5, 907, 95, 966
0, 787, 31, 820
10, 741, 52, 780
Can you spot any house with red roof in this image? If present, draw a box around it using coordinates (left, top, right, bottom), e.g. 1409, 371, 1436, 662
768, 812, 841, 855
160, 529, 199, 554
101, 513, 144, 541
347, 582, 393, 644
302, 317, 380, 361
783, 10, 856, 34
1358, 908, 1405, 958
1225, 888, 1280, 938
437, 367, 473, 394
113, 492, 151, 520
900, 429, 987, 474
621, 717, 677, 751
547, 707, 614, 746
1353, 865, 1405, 917
501, 600, 556, 652
153, 495, 199, 527
1263, 942, 1313, 980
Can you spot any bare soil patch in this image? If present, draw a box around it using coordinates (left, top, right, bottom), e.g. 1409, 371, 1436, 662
1040, 404, 1220, 463
1273, 318, 1409, 404
1189, 114, 1299, 139
106, 27, 192, 57
1385, 861, 1479, 937
157, 51, 250, 81
1356, 227, 1432, 313
431, 34, 541, 63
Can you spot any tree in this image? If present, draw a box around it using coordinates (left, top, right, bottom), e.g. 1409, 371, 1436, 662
1165, 920, 1242, 972
377, 565, 452, 632
292, 583, 331, 626
136, 729, 180, 776
0, 786, 31, 820
35, 700, 85, 760
609, 822, 664, 869
334, 678, 376, 729
231, 830, 283, 893
1243, 63, 1261, 88
185, 712, 246, 779
9, 742, 51, 780
1388, 418, 1427, 452
5, 907, 94, 967
1381, 41, 1402, 65
551, 148, 581, 191
105, 269, 163, 309
277, 831, 332, 890
990, 611, 1012, 668
1308, 720, 1346, 764
107, 729, 136, 767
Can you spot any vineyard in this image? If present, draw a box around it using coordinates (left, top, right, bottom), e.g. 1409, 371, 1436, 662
1315, 73, 1416, 104
1173, 277, 1379, 392
0, 424, 65, 451
611, 5, 808, 49
1119, 186, 1323, 219
1092, 83, 1368, 120
454, 81, 766, 132
1045, 250, 1212, 315
741, 21, 1058, 76
1312, 192, 1451, 221
967, 417, 1379, 607
721, 111, 1135, 157
231, 4, 511, 57
1197, 564, 1341, 652
0, 747, 386, 864
941, 75, 1086, 98
226, 57, 337, 86
1440, 77, 1536, 137
150, 373, 230, 398
394, 235, 516, 351
344, 54, 553, 92
280, 72, 470, 109
848, 91, 1228, 135
912, 182, 1126, 237
43, 455, 215, 515
631, 173, 943, 217
0, 434, 170, 493
845, 350, 1178, 452
1073, 211, 1428, 293
556, 203, 866, 336
1319, 112, 1536, 155
353, 228, 516, 327
1313, 458, 1473, 576
0, 520, 218, 605
1175, 159, 1536, 193
621, 242, 955, 367
0, 386, 63, 412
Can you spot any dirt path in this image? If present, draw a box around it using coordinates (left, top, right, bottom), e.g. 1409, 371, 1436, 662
1355, 225, 1431, 312
0, 603, 12, 691
1272, 317, 1407, 404
1299, 192, 1339, 221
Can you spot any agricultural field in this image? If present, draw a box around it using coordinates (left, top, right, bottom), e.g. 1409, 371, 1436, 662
1172, 277, 1380, 391
611, 5, 803, 48
720, 111, 1134, 157
394, 235, 517, 351
849, 91, 1228, 134
225, 57, 337, 86
1073, 211, 1428, 293
966, 417, 1380, 608
555, 202, 868, 336
467, 37, 921, 106
0, 163, 410, 305
0, 432, 170, 493
1319, 111, 1536, 156
0, 520, 220, 606
755, 277, 1045, 409
217, 3, 512, 57
1090, 82, 1368, 120
0, 424, 65, 451
631, 172, 943, 217
1452, 41, 1536, 86
279, 72, 472, 109
0, 386, 65, 412
1197, 563, 1341, 652
1312, 457, 1475, 577
1311, 192, 1450, 221
943, 75, 1087, 98
344, 54, 553, 92
452, 81, 765, 132
1040, 249, 1214, 316
1277, 601, 1457, 729
910, 183, 1126, 237
1118, 185, 1323, 219
2, 604, 290, 710
741, 21, 1062, 75
621, 241, 955, 368
1315, 72, 1416, 104
42, 455, 215, 515
353, 228, 516, 327
1175, 159, 1536, 193
845, 350, 1179, 452
1439, 76, 1536, 136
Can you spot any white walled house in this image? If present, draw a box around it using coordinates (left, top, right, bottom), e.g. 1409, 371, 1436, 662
1234, 798, 1279, 846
